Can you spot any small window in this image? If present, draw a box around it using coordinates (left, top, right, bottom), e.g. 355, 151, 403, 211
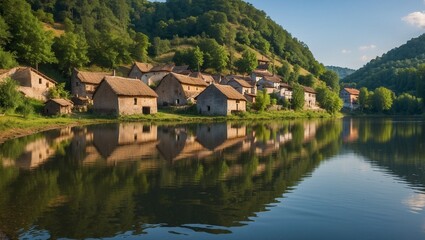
46, 83, 49, 88
134, 98, 138, 105
134, 134, 138, 141
188, 86, 190, 90
39, 78, 42, 84
236, 100, 240, 104
143, 125, 151, 133
196, 87, 198, 91
76, 82, 80, 87
207, 106, 211, 111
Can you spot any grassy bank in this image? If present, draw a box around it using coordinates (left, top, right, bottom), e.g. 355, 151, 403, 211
0, 110, 336, 142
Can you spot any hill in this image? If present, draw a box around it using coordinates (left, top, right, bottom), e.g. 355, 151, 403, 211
0, 0, 326, 79
342, 34, 425, 96
326, 66, 355, 80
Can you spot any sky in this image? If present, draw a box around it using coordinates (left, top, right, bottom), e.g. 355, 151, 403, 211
152, 0, 425, 69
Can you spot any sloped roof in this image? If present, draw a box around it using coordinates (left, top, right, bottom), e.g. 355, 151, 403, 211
344, 88, 360, 95
302, 86, 316, 94
77, 70, 111, 84
151, 64, 175, 72
263, 75, 282, 83
172, 65, 189, 73
280, 82, 292, 89
17, 67, 57, 84
211, 84, 247, 101
189, 72, 216, 84
134, 62, 153, 73
253, 69, 273, 77
48, 98, 73, 106
102, 76, 158, 97
229, 77, 254, 88
172, 73, 209, 87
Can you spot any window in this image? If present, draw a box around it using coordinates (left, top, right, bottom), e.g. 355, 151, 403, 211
46, 83, 49, 88
134, 98, 138, 105
39, 78, 42, 84
143, 125, 151, 133
188, 86, 190, 90
76, 82, 79, 87
236, 100, 240, 104
207, 106, 211, 111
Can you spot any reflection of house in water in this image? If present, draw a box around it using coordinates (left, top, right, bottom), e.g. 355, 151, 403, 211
4, 128, 74, 169
70, 127, 99, 165
157, 126, 212, 161
342, 118, 359, 143
303, 121, 318, 142
196, 123, 247, 152
93, 123, 159, 165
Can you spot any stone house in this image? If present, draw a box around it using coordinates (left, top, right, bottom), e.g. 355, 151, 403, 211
279, 83, 293, 102
155, 72, 208, 106
302, 86, 317, 109
141, 64, 190, 86
1, 67, 57, 101
257, 75, 282, 94
340, 87, 360, 109
128, 62, 153, 80
189, 72, 216, 85
71, 69, 112, 100
196, 84, 247, 116
226, 76, 257, 103
93, 76, 158, 115
44, 98, 74, 116
251, 69, 274, 83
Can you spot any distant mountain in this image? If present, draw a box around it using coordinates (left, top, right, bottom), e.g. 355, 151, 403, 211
342, 34, 425, 95
325, 66, 355, 80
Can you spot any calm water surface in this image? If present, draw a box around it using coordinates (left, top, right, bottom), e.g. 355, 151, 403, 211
0, 118, 424, 239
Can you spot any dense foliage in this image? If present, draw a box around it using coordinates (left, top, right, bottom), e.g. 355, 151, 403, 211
326, 66, 355, 80
0, 0, 323, 76
343, 34, 425, 100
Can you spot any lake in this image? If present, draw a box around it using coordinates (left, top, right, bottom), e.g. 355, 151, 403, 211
0, 118, 424, 239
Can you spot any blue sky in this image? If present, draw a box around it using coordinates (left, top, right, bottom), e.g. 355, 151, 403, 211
152, 0, 425, 69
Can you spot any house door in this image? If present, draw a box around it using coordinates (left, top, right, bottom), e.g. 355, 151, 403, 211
142, 107, 150, 114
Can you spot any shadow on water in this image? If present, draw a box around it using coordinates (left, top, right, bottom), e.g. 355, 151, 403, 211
0, 119, 350, 239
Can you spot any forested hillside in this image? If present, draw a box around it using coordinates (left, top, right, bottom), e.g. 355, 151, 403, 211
343, 34, 425, 97
326, 66, 355, 80
0, 0, 325, 77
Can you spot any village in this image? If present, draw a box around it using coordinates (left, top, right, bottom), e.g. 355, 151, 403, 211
0, 59, 360, 117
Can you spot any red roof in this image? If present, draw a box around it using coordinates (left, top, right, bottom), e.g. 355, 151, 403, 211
344, 88, 360, 95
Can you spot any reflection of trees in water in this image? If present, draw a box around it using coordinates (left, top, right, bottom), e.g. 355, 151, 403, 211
0, 120, 342, 239
349, 118, 425, 190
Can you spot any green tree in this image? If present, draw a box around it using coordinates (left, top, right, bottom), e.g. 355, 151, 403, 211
191, 46, 204, 71
0, 16, 11, 46
254, 89, 271, 111
0, 47, 18, 69
2, 0, 56, 69
372, 87, 394, 112
277, 62, 291, 82
298, 74, 315, 87
392, 93, 422, 114
235, 49, 258, 75
358, 87, 369, 111
320, 70, 340, 93
53, 32, 90, 75
48, 83, 70, 99
0, 78, 23, 113
132, 32, 150, 62
199, 39, 228, 73
316, 86, 343, 114
292, 84, 305, 111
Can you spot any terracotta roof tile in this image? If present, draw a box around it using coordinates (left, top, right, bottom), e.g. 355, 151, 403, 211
103, 76, 158, 97
344, 88, 360, 95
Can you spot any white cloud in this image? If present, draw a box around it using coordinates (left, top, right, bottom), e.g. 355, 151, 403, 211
341, 49, 351, 54
402, 11, 425, 28
361, 55, 370, 62
359, 44, 377, 51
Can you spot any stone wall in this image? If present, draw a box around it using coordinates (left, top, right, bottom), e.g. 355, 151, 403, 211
93, 83, 119, 114
117, 96, 157, 115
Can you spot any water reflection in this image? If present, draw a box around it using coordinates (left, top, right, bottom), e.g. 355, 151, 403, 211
0, 118, 424, 239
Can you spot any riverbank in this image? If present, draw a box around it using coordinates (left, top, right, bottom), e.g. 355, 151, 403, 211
0, 110, 336, 143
